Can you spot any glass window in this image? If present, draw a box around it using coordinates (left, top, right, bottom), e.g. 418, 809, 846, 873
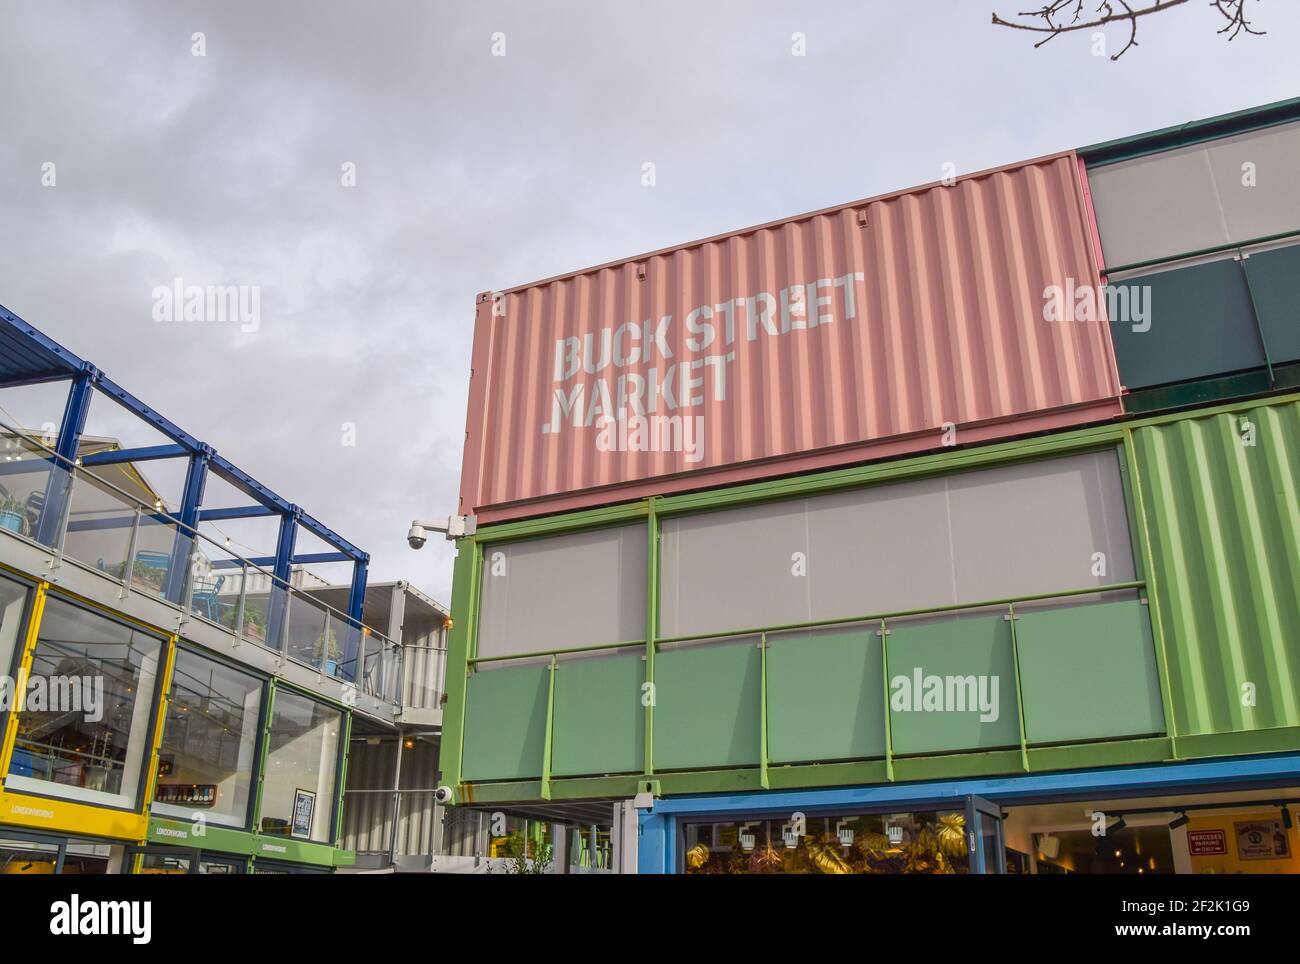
0, 836, 59, 875
0, 573, 32, 677
5, 597, 164, 809
659, 449, 1134, 638
198, 857, 242, 874
153, 648, 263, 828
476, 524, 646, 659
62, 839, 120, 874
137, 852, 191, 875
260, 689, 341, 844
682, 810, 970, 875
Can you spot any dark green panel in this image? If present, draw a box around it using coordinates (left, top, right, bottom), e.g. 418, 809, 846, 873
886, 613, 1020, 756
1015, 598, 1165, 744
1110, 259, 1264, 390
551, 652, 645, 777
767, 627, 885, 764
1243, 243, 1300, 364
461, 663, 550, 782
653, 640, 761, 770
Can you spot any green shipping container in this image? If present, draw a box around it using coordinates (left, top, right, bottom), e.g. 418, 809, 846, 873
1133, 399, 1300, 738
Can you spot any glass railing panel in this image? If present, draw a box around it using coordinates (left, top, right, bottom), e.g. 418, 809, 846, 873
186, 535, 249, 631
134, 509, 190, 601
361, 631, 385, 698
284, 590, 332, 671
241, 582, 276, 649
387, 642, 404, 704
327, 611, 362, 684
0, 442, 57, 545
62, 469, 140, 581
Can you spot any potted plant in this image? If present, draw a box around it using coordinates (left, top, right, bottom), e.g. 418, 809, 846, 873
242, 607, 267, 642
131, 559, 166, 592
0, 494, 28, 536
313, 624, 342, 675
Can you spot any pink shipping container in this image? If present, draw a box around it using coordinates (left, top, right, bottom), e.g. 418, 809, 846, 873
461, 152, 1122, 524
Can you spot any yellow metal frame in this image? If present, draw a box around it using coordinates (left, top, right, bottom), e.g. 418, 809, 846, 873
0, 578, 177, 844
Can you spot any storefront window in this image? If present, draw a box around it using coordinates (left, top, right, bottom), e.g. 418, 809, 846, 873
137, 852, 191, 875
682, 811, 970, 875
0, 836, 59, 875
132, 852, 244, 878
153, 648, 263, 828
5, 596, 164, 809
0, 573, 31, 677
260, 689, 342, 843
0, 834, 122, 873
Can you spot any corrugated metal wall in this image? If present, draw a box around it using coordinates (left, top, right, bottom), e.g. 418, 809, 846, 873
342, 738, 444, 857
1134, 399, 1300, 736
462, 153, 1122, 523
401, 615, 447, 711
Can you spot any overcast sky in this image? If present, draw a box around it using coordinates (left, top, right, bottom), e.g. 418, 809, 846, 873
1, 0, 1298, 604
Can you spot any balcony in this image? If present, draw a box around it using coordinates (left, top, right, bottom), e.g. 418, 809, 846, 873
0, 422, 441, 721
1, 306, 446, 725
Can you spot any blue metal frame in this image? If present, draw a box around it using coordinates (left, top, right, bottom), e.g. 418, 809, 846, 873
638, 752, 1300, 873
33, 365, 95, 544
79, 443, 189, 467
1, 303, 370, 631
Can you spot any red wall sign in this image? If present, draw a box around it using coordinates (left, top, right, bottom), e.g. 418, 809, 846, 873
1187, 829, 1228, 855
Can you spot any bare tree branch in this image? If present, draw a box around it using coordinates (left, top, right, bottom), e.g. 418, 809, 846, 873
993, 0, 1267, 60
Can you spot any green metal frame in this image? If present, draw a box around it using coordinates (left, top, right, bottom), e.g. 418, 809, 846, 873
239, 677, 355, 866
444, 391, 1300, 804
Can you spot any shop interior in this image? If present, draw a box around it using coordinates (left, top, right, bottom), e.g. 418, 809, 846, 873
678, 786, 1300, 874
1004, 785, 1300, 875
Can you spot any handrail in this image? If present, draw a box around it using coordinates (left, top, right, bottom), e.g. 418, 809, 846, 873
1102, 228, 1300, 277
0, 417, 406, 676
466, 581, 1146, 667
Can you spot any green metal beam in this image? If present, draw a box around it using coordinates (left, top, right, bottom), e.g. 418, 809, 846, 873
644, 498, 659, 779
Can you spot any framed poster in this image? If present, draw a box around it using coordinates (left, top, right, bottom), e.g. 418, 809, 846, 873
291, 789, 317, 840
1234, 819, 1289, 860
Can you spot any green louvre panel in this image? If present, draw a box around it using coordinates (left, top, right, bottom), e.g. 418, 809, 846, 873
1109, 258, 1264, 390
550, 651, 645, 777
653, 639, 761, 770
1243, 242, 1300, 365
885, 613, 1021, 756
1014, 598, 1165, 744
460, 663, 550, 782
766, 627, 885, 764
